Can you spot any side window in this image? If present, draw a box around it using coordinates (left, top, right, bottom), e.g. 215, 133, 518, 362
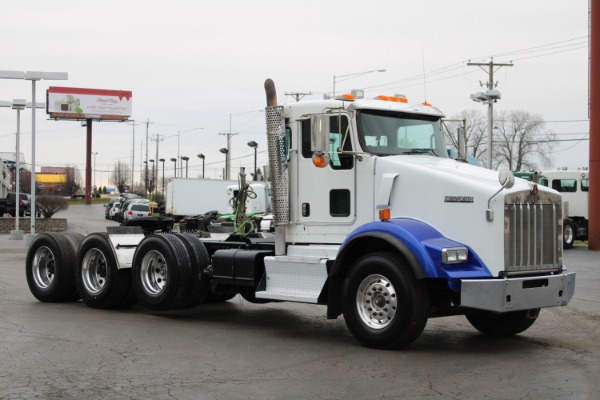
582, 179, 589, 192
301, 119, 311, 158
329, 115, 353, 170
284, 126, 292, 161
330, 189, 350, 217
552, 179, 577, 192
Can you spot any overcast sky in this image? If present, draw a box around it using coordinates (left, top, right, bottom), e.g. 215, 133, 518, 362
0, 0, 590, 187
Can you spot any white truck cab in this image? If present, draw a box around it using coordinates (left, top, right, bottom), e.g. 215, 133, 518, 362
539, 168, 589, 248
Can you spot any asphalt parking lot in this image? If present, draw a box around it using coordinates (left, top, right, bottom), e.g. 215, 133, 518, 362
0, 205, 598, 399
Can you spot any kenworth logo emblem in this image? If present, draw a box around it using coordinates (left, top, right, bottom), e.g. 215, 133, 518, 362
444, 196, 474, 203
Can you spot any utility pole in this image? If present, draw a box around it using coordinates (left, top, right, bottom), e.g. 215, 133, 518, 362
128, 120, 139, 192
143, 119, 153, 195
467, 58, 513, 169
152, 133, 163, 199
285, 91, 312, 102
219, 114, 239, 180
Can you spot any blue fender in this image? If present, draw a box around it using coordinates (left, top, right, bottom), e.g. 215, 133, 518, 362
337, 218, 492, 281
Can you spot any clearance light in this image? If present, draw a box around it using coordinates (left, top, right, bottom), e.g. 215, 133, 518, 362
378, 206, 391, 221
441, 247, 469, 264
335, 93, 355, 101
422, 101, 432, 107
376, 95, 408, 103
312, 152, 329, 168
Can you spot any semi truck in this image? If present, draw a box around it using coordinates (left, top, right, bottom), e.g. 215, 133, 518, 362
538, 168, 589, 249
24, 79, 576, 349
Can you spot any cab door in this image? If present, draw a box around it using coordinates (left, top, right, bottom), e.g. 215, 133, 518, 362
296, 113, 356, 226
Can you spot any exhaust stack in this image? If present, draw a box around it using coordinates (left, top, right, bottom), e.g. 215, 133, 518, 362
264, 79, 288, 256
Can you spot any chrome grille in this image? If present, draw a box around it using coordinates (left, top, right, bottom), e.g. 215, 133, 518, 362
504, 191, 562, 273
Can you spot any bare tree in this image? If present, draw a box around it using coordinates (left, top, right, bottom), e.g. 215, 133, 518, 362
445, 109, 556, 170
493, 110, 556, 171
37, 195, 69, 218
443, 109, 487, 163
64, 165, 82, 196
142, 168, 155, 197
111, 161, 131, 194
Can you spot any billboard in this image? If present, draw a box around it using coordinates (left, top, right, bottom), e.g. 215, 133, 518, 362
47, 86, 132, 121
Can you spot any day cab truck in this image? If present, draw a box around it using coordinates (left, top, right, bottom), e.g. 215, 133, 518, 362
538, 168, 589, 249
24, 79, 576, 349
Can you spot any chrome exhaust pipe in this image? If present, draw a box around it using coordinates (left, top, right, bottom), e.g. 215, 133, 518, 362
264, 79, 288, 256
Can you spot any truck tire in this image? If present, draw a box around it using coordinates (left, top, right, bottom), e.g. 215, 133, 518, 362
466, 309, 539, 336
173, 233, 211, 308
342, 251, 429, 349
563, 219, 575, 249
75, 233, 136, 309
131, 234, 192, 310
63, 232, 86, 300
63, 232, 85, 251
25, 233, 79, 302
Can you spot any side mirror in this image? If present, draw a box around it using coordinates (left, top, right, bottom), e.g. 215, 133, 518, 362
499, 170, 515, 189
311, 114, 329, 154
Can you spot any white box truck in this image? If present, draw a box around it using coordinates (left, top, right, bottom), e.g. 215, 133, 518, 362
165, 178, 236, 220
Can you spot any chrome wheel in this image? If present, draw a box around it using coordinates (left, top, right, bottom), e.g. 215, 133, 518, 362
81, 248, 108, 294
140, 250, 168, 296
564, 224, 574, 245
32, 246, 56, 289
356, 274, 398, 329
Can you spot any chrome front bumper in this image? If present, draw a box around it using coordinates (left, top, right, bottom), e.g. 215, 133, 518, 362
460, 271, 576, 312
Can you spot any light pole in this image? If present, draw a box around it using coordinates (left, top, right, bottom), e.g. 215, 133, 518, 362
170, 158, 177, 178
181, 156, 189, 178
142, 160, 148, 194
177, 127, 204, 176
247, 141, 258, 180
159, 158, 165, 198
149, 159, 155, 199
91, 152, 98, 194
333, 69, 385, 97
0, 99, 24, 238
219, 148, 229, 180
0, 70, 68, 235
197, 154, 205, 178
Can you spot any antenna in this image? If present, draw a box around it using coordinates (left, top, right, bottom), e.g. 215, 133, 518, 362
421, 48, 427, 101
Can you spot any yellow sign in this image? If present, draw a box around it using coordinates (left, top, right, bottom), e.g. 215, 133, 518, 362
36, 173, 67, 183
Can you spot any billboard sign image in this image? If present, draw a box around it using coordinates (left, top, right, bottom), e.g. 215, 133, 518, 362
47, 87, 132, 121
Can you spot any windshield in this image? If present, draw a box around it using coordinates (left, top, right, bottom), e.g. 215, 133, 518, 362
357, 110, 447, 157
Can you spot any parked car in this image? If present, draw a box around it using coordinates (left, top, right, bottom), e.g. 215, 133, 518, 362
104, 198, 119, 219
109, 202, 122, 220
0, 193, 27, 217
122, 202, 152, 222
116, 196, 144, 222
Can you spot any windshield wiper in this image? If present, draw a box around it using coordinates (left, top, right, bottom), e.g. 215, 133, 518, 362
402, 148, 438, 156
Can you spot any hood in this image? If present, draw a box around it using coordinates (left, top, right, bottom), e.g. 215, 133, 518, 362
375, 155, 538, 199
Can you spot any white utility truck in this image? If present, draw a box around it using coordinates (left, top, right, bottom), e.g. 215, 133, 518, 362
539, 169, 589, 248
165, 178, 237, 219
25, 80, 575, 349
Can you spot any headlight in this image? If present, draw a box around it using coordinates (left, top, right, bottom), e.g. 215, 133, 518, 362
442, 247, 468, 264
